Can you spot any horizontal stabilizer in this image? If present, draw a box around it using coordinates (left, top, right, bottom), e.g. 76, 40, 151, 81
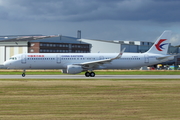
157, 55, 176, 60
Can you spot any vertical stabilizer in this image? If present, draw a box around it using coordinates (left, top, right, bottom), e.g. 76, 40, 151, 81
146, 30, 172, 54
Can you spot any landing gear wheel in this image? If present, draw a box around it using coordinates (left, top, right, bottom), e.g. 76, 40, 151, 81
22, 73, 26, 77
85, 72, 95, 77
85, 72, 90, 77
22, 69, 26, 77
90, 72, 95, 77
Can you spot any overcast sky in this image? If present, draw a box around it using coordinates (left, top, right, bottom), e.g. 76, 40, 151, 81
0, 0, 180, 45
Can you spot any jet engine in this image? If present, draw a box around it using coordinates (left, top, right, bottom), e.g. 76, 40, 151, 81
61, 65, 83, 74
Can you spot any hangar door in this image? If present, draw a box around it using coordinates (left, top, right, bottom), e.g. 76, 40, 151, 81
5, 47, 27, 62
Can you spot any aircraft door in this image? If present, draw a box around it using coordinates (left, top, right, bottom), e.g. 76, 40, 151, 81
144, 54, 149, 63
56, 55, 61, 64
21, 54, 26, 64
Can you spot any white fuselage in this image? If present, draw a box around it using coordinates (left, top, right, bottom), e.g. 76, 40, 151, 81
3, 52, 172, 70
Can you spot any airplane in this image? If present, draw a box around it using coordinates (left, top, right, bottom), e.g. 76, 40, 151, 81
3, 30, 174, 77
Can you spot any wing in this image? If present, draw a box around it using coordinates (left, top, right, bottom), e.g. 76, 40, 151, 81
74, 48, 126, 69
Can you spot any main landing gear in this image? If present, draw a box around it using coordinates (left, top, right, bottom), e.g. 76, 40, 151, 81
85, 71, 95, 77
22, 69, 26, 77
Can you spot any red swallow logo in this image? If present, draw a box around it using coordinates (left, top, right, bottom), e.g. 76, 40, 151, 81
155, 39, 168, 51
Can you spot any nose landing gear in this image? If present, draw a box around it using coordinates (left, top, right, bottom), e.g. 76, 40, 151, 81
22, 69, 26, 77
85, 71, 95, 77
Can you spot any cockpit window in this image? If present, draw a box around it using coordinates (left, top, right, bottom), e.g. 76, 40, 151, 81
9, 57, 17, 60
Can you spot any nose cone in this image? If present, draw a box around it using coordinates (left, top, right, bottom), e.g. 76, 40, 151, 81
3, 61, 6, 66
3, 61, 11, 68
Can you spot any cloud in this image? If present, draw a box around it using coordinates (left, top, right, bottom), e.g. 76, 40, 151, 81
0, 0, 180, 22
0, 0, 180, 46
171, 33, 180, 46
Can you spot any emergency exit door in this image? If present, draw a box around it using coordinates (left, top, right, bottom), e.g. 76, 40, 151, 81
56, 55, 61, 64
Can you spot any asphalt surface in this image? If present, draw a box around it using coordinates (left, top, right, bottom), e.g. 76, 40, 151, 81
0, 75, 180, 79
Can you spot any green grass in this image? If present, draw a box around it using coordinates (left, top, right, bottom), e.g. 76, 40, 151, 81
0, 79, 180, 120
1, 69, 180, 75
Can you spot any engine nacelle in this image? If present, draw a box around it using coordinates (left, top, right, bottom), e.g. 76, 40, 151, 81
61, 65, 83, 74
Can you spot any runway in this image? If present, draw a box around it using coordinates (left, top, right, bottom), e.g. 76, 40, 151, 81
0, 75, 180, 79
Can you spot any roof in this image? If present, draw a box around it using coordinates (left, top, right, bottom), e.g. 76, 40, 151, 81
79, 38, 154, 45
33, 36, 89, 44
0, 35, 57, 42
0, 35, 90, 45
